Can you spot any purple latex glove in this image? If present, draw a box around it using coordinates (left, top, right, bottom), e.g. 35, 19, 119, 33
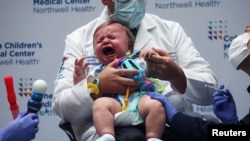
147, 92, 177, 123
0, 112, 39, 141
213, 85, 238, 124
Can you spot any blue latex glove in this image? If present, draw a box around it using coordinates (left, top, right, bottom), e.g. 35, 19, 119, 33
0, 112, 39, 141
147, 92, 177, 123
213, 85, 238, 124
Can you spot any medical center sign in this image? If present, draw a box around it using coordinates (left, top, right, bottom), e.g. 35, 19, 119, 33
0, 42, 42, 66
33, 0, 97, 14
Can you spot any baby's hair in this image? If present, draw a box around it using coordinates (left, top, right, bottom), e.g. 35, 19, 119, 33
93, 20, 135, 50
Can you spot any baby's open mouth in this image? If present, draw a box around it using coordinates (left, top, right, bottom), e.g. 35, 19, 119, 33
103, 46, 115, 56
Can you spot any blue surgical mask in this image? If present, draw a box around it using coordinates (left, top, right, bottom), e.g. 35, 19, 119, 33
111, 0, 147, 29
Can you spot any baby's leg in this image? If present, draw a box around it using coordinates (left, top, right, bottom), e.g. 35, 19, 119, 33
138, 95, 166, 139
92, 97, 122, 137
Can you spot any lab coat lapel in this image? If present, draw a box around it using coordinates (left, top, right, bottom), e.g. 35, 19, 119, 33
134, 15, 156, 51
135, 28, 151, 51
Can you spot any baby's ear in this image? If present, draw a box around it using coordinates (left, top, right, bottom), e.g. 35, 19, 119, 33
128, 43, 134, 53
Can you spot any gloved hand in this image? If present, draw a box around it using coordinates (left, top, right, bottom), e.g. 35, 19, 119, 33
213, 85, 238, 124
147, 92, 177, 123
0, 112, 39, 141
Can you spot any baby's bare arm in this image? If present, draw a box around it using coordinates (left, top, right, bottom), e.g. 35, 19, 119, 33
73, 56, 89, 85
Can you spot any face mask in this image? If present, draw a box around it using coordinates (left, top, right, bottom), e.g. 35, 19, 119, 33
111, 0, 147, 29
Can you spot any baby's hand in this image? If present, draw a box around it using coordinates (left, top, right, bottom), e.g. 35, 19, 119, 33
73, 56, 89, 85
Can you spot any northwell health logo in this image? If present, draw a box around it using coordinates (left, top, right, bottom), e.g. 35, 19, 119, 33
33, 0, 97, 14
18, 77, 55, 116
208, 20, 228, 41
207, 20, 237, 59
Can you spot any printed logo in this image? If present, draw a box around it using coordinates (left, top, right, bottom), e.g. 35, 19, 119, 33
18, 77, 55, 116
208, 20, 227, 40
33, 0, 98, 14
18, 78, 34, 97
59, 56, 68, 73
154, 0, 222, 10
207, 20, 237, 59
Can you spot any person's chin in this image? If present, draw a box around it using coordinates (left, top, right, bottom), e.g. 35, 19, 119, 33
102, 58, 114, 65
106, 56, 116, 61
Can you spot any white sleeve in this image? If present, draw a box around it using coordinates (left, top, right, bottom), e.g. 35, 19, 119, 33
52, 57, 94, 123
52, 28, 95, 123
169, 22, 218, 105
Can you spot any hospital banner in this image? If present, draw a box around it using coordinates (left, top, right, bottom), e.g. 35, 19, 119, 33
0, 0, 249, 140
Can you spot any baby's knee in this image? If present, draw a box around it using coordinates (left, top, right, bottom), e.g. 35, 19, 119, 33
93, 97, 121, 114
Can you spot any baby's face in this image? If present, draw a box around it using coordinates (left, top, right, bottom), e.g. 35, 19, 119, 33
94, 23, 130, 65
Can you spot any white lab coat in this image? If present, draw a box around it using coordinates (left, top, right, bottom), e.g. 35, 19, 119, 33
52, 7, 218, 141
